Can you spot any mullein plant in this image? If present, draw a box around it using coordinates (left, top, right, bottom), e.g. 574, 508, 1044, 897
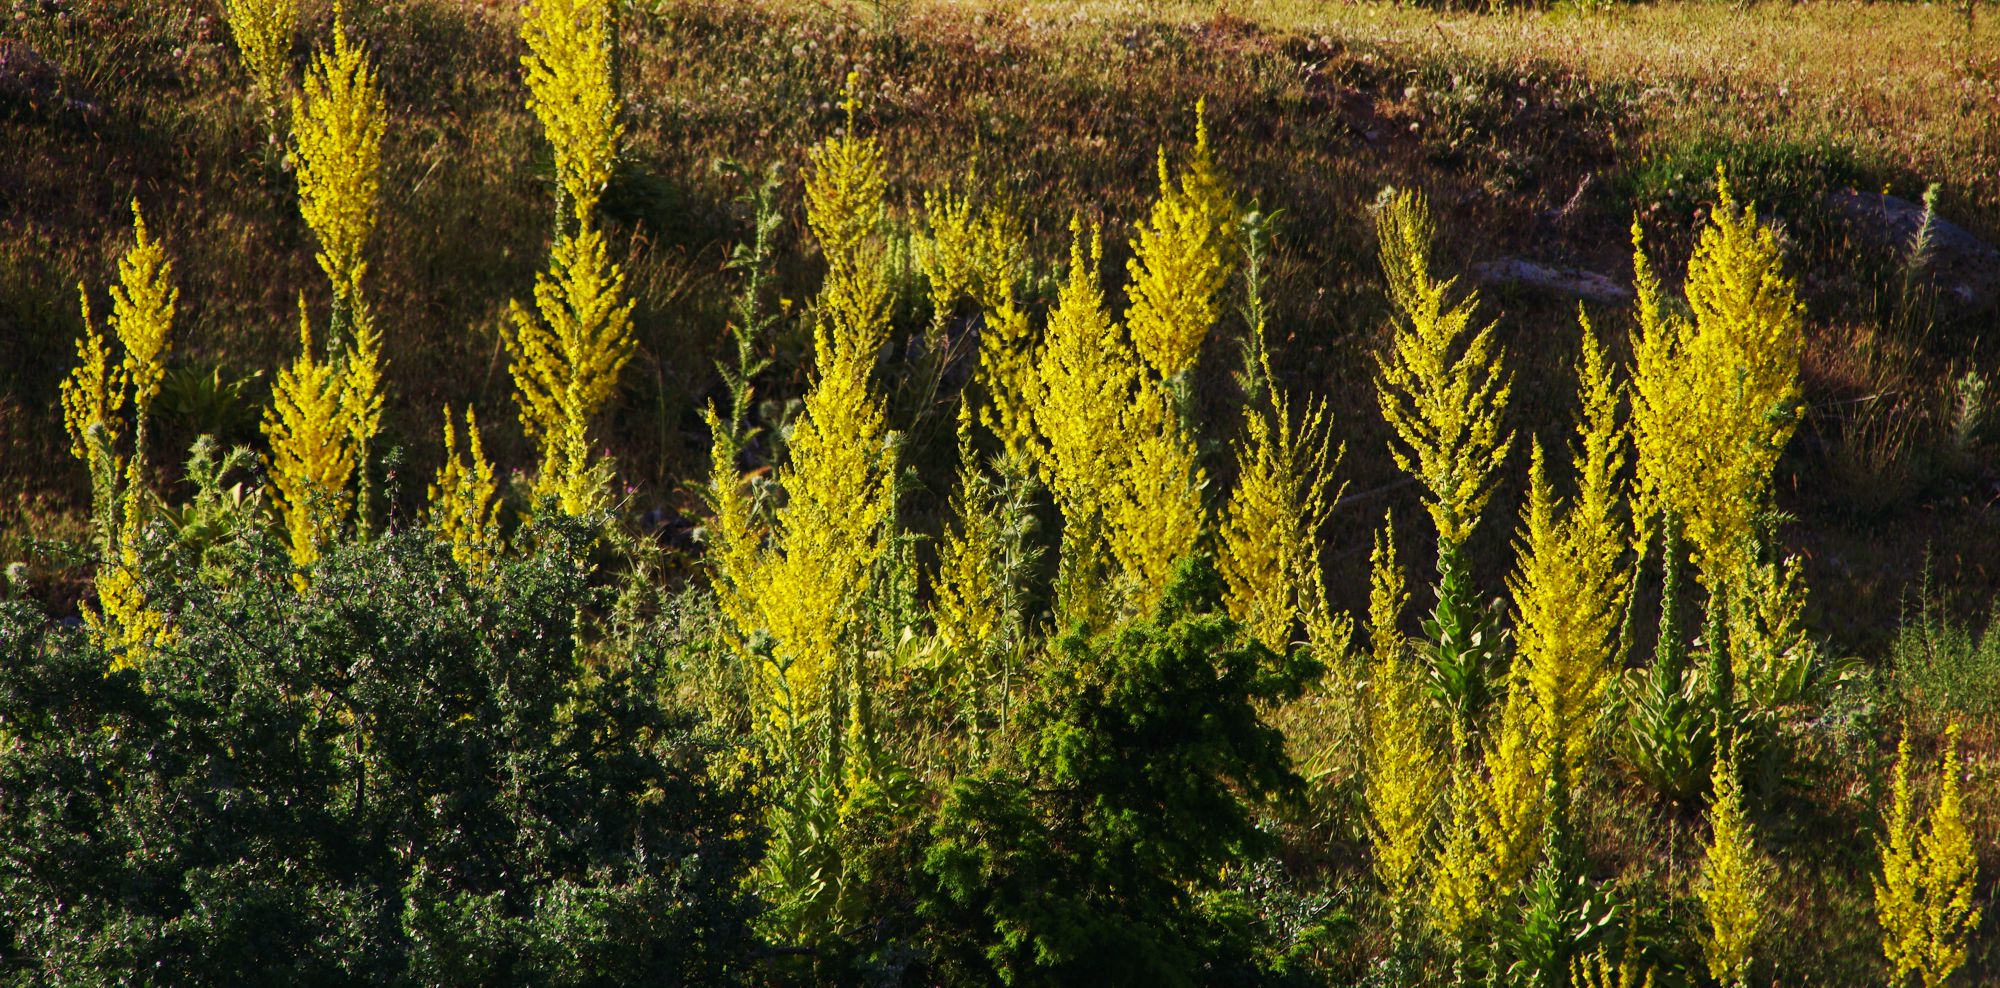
222, 0, 299, 137
1218, 280, 1347, 663
1624, 169, 1807, 800
1698, 732, 1767, 988
60, 203, 178, 669
1877, 726, 1982, 988
263, 9, 388, 576
1372, 187, 1513, 750
1023, 108, 1233, 618
1363, 515, 1447, 927
290, 5, 386, 532
427, 406, 503, 575
707, 77, 898, 753
507, 0, 635, 515
1125, 98, 1237, 406
1631, 168, 1803, 591
1427, 657, 1546, 945
264, 299, 365, 578
1513, 322, 1632, 792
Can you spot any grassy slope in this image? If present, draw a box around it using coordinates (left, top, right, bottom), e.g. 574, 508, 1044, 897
0, 0, 1996, 980
6, 0, 1996, 634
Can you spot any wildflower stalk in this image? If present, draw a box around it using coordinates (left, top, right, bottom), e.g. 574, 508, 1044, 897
1877, 725, 1983, 988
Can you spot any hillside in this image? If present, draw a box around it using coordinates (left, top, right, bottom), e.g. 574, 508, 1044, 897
0, 2, 1998, 983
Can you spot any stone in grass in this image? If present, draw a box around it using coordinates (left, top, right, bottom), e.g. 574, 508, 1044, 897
1472, 257, 1632, 306
1829, 187, 2000, 316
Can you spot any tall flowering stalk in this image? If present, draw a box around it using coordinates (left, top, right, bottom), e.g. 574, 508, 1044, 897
1513, 319, 1632, 788
291, 9, 386, 532
1877, 726, 1982, 988
427, 406, 502, 575
1373, 188, 1511, 558
222, 0, 299, 128
60, 203, 178, 669
707, 80, 897, 744
1125, 98, 1237, 385
507, 0, 634, 514
1630, 168, 1803, 589
1372, 187, 1512, 748
1219, 316, 1345, 659
264, 302, 364, 579
1363, 516, 1444, 910
1699, 734, 1767, 987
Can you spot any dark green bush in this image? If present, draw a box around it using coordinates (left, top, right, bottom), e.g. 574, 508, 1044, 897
914, 557, 1319, 987
0, 523, 764, 986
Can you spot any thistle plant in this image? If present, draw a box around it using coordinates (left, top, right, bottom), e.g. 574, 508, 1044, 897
1513, 320, 1631, 787
1877, 726, 1983, 988
427, 405, 502, 574
60, 203, 179, 668
1630, 168, 1803, 589
714, 160, 786, 453
1699, 733, 1766, 988
1125, 98, 1237, 385
507, 0, 634, 515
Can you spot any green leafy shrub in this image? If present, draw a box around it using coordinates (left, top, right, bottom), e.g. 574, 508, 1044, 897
914, 556, 1318, 987
1890, 586, 2000, 724
0, 522, 765, 986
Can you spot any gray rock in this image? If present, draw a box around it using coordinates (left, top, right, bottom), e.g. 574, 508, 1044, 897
1472, 257, 1632, 305
0, 38, 99, 119
1828, 188, 2000, 315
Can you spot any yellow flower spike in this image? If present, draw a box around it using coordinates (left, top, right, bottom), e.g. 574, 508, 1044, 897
108, 202, 177, 423
1102, 380, 1205, 604
1219, 340, 1345, 656
1126, 99, 1237, 380
710, 97, 899, 741
505, 217, 636, 513
61, 207, 180, 670
519, 0, 623, 221
60, 288, 125, 472
1877, 725, 1983, 988
1026, 217, 1206, 609
1512, 318, 1632, 787
1630, 169, 1803, 587
934, 400, 1003, 656
1363, 514, 1445, 906
1029, 219, 1128, 521
292, 13, 385, 317
263, 300, 360, 577
1372, 188, 1512, 553
428, 405, 502, 574
1699, 735, 1767, 987
222, 0, 299, 104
